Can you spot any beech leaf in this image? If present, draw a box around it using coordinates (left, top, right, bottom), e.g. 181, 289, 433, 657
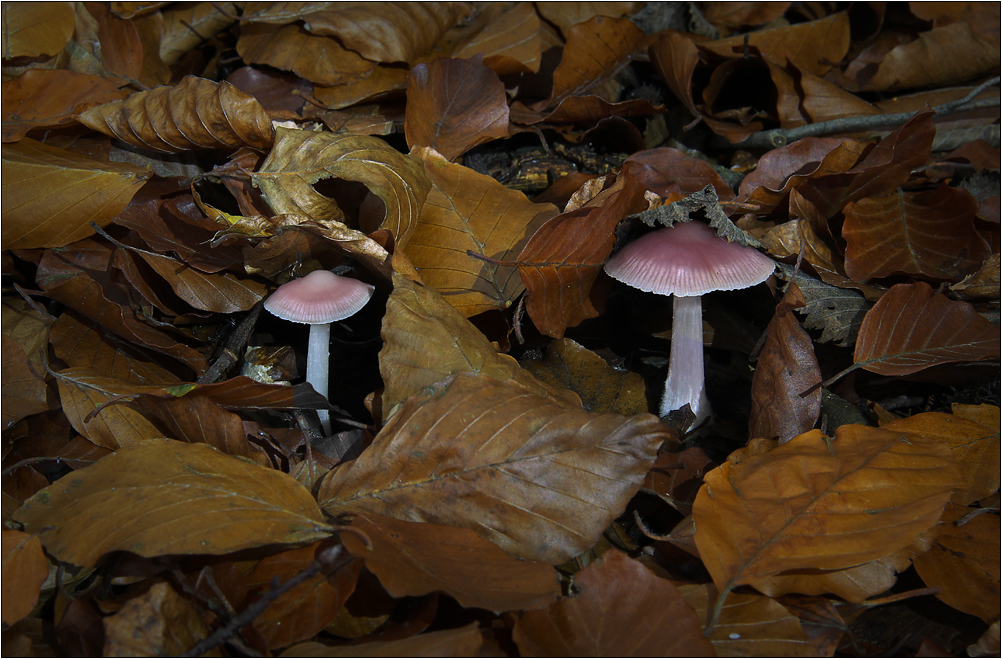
236, 23, 375, 87
343, 513, 560, 613
2, 530, 50, 628
318, 372, 669, 564
1, 1, 75, 58
282, 623, 483, 657
102, 581, 208, 657
13, 439, 334, 567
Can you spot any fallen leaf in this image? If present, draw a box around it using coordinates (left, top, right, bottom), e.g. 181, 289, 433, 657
319, 372, 668, 564
912, 503, 1000, 623
149, 395, 254, 458
881, 404, 1001, 505
1, 70, 128, 142
701, 2, 790, 34
311, 66, 410, 111
451, 2, 541, 75
14, 439, 334, 567
642, 447, 715, 516
2, 531, 50, 628
401, 147, 555, 316
82, 2, 144, 81
2, 139, 149, 250
1, 2, 75, 58
625, 147, 735, 201
1, 336, 49, 430
513, 550, 715, 656
77, 75, 274, 153
549, 16, 645, 103
159, 2, 238, 65
693, 426, 960, 603
130, 248, 268, 313
282, 622, 483, 657
54, 368, 165, 450
405, 56, 510, 161
774, 264, 870, 346
749, 281, 821, 443
343, 512, 560, 612
102, 581, 208, 657
535, 2, 635, 38
752, 549, 908, 604
521, 337, 648, 415
252, 127, 431, 244
852, 282, 1001, 376
237, 23, 375, 87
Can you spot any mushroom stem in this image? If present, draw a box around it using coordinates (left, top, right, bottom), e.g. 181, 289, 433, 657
661, 295, 711, 428
306, 323, 332, 436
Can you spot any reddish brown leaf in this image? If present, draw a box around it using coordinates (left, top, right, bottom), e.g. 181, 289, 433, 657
643, 447, 715, 516
2, 531, 49, 628
513, 550, 715, 656
405, 56, 510, 161
130, 248, 268, 313
311, 66, 410, 111
102, 581, 208, 657
82, 2, 144, 80
451, 2, 541, 75
852, 282, 1000, 376
2, 70, 128, 142
842, 184, 990, 283
77, 75, 274, 153
237, 23, 375, 87
518, 167, 649, 338
318, 372, 668, 564
626, 147, 735, 201
149, 395, 254, 458
283, 623, 483, 657
549, 16, 645, 103
343, 513, 560, 613
749, 282, 821, 444
1, 2, 75, 58
511, 95, 662, 126
535, 2, 636, 38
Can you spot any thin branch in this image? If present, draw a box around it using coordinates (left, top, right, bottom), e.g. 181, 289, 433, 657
737, 77, 1001, 148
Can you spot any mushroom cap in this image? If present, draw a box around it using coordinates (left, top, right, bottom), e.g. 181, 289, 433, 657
264, 270, 375, 324
604, 221, 775, 296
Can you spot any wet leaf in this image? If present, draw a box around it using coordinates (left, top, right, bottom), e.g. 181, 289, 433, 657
852, 282, 1001, 376
236, 23, 375, 87
102, 581, 208, 657
913, 503, 1000, 623
749, 282, 821, 444
77, 75, 274, 153
1, 2, 75, 58
693, 425, 961, 596
521, 338, 648, 416
252, 127, 430, 244
401, 147, 555, 317
2, 139, 149, 250
2, 70, 128, 142
343, 512, 560, 612
842, 184, 990, 283
14, 439, 333, 567
405, 56, 510, 161
282, 623, 483, 657
513, 550, 715, 656
319, 372, 668, 564
882, 404, 1001, 505
2, 531, 49, 628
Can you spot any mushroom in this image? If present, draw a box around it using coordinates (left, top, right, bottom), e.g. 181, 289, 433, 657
264, 269, 375, 436
603, 221, 775, 429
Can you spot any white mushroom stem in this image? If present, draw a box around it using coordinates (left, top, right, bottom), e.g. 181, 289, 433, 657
306, 323, 332, 436
660, 295, 711, 429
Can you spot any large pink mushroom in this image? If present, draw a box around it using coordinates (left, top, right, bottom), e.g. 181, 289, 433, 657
264, 270, 375, 436
604, 221, 775, 429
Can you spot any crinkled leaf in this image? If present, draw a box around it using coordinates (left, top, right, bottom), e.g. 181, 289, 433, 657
319, 372, 668, 564
13, 439, 333, 567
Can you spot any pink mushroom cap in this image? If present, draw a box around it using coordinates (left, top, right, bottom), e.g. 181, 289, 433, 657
264, 270, 375, 323
604, 221, 775, 296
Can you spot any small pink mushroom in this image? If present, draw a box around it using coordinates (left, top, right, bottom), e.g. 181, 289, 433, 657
604, 221, 775, 429
264, 270, 375, 436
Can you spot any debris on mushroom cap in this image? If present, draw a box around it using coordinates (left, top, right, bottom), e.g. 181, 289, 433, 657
604, 221, 775, 297
264, 270, 375, 324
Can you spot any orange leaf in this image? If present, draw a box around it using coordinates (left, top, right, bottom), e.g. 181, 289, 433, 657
549, 16, 645, 103
405, 57, 510, 161
451, 2, 542, 75
1, 2, 75, 58
343, 513, 560, 612
1, 70, 128, 142
318, 372, 668, 564
1, 531, 49, 628
626, 147, 735, 200
237, 23, 375, 86
513, 550, 714, 656
852, 282, 1000, 376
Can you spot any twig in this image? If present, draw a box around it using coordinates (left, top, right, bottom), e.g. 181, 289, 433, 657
181, 557, 328, 657
2, 456, 95, 475
736, 76, 1001, 148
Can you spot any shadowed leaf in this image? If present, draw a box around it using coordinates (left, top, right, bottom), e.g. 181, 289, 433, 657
1, 336, 49, 430
2, 70, 128, 142
281, 623, 483, 657
237, 23, 375, 86
2, 531, 49, 628
451, 2, 541, 75
549, 16, 645, 103
102, 582, 208, 657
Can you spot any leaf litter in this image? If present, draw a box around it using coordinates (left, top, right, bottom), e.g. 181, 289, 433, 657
1, 2, 999, 656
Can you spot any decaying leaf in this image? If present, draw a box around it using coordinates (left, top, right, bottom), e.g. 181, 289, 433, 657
14, 439, 334, 567
102, 581, 208, 657
319, 372, 668, 564
774, 264, 870, 346
513, 550, 715, 656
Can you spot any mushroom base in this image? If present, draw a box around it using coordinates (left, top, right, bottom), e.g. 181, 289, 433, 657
660, 295, 711, 429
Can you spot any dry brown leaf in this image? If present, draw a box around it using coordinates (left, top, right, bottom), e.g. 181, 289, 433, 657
1, 2, 75, 58
81, 2, 144, 81
451, 2, 541, 75
626, 147, 735, 201
129, 248, 268, 313
1, 531, 50, 628
159, 2, 237, 65
549, 16, 645, 103
13, 439, 333, 567
882, 404, 1000, 505
282, 623, 483, 657
378, 272, 580, 417
311, 66, 410, 111
343, 513, 560, 612
237, 23, 376, 87
913, 503, 1000, 623
518, 166, 649, 338
693, 426, 960, 606
701, 2, 790, 34
318, 372, 668, 564
842, 184, 990, 283
149, 395, 255, 458
2, 139, 149, 250
752, 549, 909, 604
748, 281, 821, 444
535, 2, 636, 38
522, 338, 648, 416
2, 70, 129, 142
52, 368, 165, 450
852, 282, 1001, 376
1, 336, 49, 430
513, 550, 715, 656
102, 581, 208, 657
77, 76, 274, 153
405, 57, 510, 161
252, 127, 430, 244
400, 147, 555, 317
